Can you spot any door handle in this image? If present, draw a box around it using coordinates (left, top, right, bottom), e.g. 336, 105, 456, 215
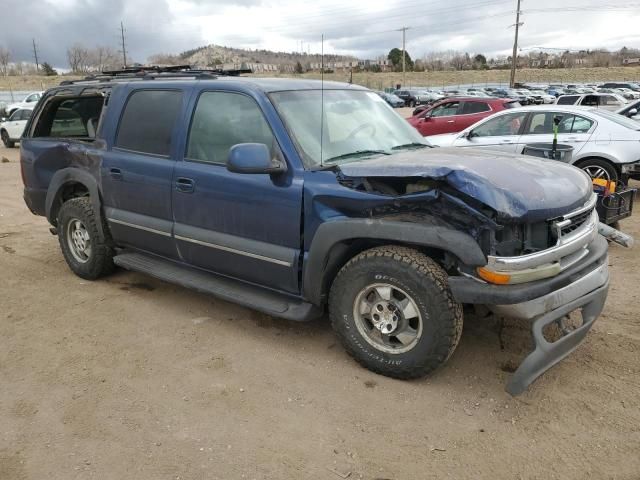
109, 167, 122, 180
175, 177, 195, 193
501, 139, 512, 143
447, 120, 455, 123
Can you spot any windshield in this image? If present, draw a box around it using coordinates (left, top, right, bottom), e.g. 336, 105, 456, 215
592, 109, 640, 130
270, 89, 429, 168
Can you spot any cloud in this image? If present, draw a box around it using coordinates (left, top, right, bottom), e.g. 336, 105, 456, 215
2, 0, 639, 69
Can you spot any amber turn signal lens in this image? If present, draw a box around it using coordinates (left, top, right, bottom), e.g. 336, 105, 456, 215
477, 267, 511, 285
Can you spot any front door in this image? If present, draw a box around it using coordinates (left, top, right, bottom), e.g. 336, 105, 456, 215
419, 100, 461, 135
101, 89, 185, 259
171, 90, 303, 294
453, 111, 528, 152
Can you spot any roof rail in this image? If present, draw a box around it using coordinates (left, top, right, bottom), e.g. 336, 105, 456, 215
59, 65, 253, 86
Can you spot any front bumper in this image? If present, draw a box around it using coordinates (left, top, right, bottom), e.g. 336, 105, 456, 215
449, 235, 609, 395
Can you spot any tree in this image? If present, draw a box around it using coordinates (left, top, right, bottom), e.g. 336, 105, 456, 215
294, 61, 304, 74
473, 53, 487, 69
0, 47, 9, 76
67, 43, 89, 73
41, 62, 58, 76
387, 48, 413, 72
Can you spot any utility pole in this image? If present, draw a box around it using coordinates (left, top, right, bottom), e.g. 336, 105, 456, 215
509, 0, 522, 88
120, 21, 128, 68
32, 39, 39, 73
397, 27, 410, 87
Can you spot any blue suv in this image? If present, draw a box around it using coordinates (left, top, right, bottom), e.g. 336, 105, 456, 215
20, 67, 609, 394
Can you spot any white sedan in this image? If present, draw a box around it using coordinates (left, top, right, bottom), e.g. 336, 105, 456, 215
426, 105, 640, 182
0, 107, 33, 148
5, 91, 43, 116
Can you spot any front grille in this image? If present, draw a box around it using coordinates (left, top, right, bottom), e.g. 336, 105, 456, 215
549, 207, 594, 242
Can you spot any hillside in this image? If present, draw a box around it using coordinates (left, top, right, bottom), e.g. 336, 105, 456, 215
182, 44, 356, 68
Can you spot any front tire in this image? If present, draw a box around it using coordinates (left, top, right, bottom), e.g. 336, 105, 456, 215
1, 130, 14, 148
57, 197, 115, 280
574, 158, 619, 184
329, 246, 463, 379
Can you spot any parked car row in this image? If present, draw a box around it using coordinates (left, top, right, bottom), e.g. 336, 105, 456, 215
409, 103, 640, 183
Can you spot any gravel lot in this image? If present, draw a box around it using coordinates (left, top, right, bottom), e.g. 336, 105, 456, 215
1, 145, 639, 480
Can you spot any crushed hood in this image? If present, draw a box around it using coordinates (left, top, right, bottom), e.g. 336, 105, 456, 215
337, 147, 593, 222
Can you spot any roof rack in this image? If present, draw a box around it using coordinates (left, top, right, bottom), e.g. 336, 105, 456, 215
59, 65, 253, 86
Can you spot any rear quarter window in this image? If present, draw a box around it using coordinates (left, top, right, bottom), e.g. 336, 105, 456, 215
115, 90, 183, 157
32, 96, 104, 139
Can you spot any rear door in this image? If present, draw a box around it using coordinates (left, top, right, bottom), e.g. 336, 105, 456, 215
170, 89, 303, 294
458, 100, 493, 130
101, 88, 185, 259
419, 100, 461, 135
514, 111, 595, 154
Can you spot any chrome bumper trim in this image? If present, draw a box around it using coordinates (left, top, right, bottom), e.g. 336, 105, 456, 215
488, 259, 609, 320
487, 209, 598, 272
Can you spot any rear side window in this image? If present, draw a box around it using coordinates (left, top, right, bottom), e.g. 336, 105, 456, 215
557, 95, 579, 105
461, 101, 490, 114
116, 90, 183, 157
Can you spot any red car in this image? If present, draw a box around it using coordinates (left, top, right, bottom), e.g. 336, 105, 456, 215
407, 97, 521, 136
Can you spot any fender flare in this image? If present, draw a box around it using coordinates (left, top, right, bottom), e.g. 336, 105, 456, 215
45, 168, 105, 237
302, 219, 487, 305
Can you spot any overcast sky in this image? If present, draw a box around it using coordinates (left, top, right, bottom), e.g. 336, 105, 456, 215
3, 0, 640, 68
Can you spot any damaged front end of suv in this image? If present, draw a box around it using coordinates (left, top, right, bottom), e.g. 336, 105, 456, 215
306, 147, 608, 394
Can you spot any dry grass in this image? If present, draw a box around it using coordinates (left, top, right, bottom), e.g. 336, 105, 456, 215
2, 66, 640, 92
0, 75, 82, 91
255, 66, 640, 90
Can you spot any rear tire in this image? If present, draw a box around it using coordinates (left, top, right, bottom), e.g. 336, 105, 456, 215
574, 158, 619, 184
1, 130, 14, 148
329, 245, 463, 379
57, 197, 115, 280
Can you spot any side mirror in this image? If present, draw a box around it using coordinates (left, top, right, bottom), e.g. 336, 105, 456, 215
627, 108, 638, 117
227, 143, 287, 175
463, 130, 476, 139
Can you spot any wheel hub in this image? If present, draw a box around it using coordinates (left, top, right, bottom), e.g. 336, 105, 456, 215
371, 301, 400, 334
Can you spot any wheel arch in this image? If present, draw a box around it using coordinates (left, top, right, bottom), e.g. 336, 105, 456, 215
572, 155, 621, 178
45, 168, 105, 237
302, 219, 487, 306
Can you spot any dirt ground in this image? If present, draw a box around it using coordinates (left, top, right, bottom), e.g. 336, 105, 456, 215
0, 145, 639, 480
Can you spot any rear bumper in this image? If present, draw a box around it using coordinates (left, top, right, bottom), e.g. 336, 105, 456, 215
449, 235, 610, 395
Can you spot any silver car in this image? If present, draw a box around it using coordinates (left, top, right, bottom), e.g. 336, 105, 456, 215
555, 93, 627, 111
426, 105, 640, 182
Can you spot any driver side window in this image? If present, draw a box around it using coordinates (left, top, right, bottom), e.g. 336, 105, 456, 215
186, 91, 276, 165
471, 112, 528, 137
430, 102, 460, 117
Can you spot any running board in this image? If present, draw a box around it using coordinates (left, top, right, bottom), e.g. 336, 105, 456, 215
113, 252, 322, 322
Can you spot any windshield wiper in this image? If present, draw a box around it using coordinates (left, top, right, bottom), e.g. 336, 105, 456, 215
391, 142, 432, 150
323, 150, 390, 164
